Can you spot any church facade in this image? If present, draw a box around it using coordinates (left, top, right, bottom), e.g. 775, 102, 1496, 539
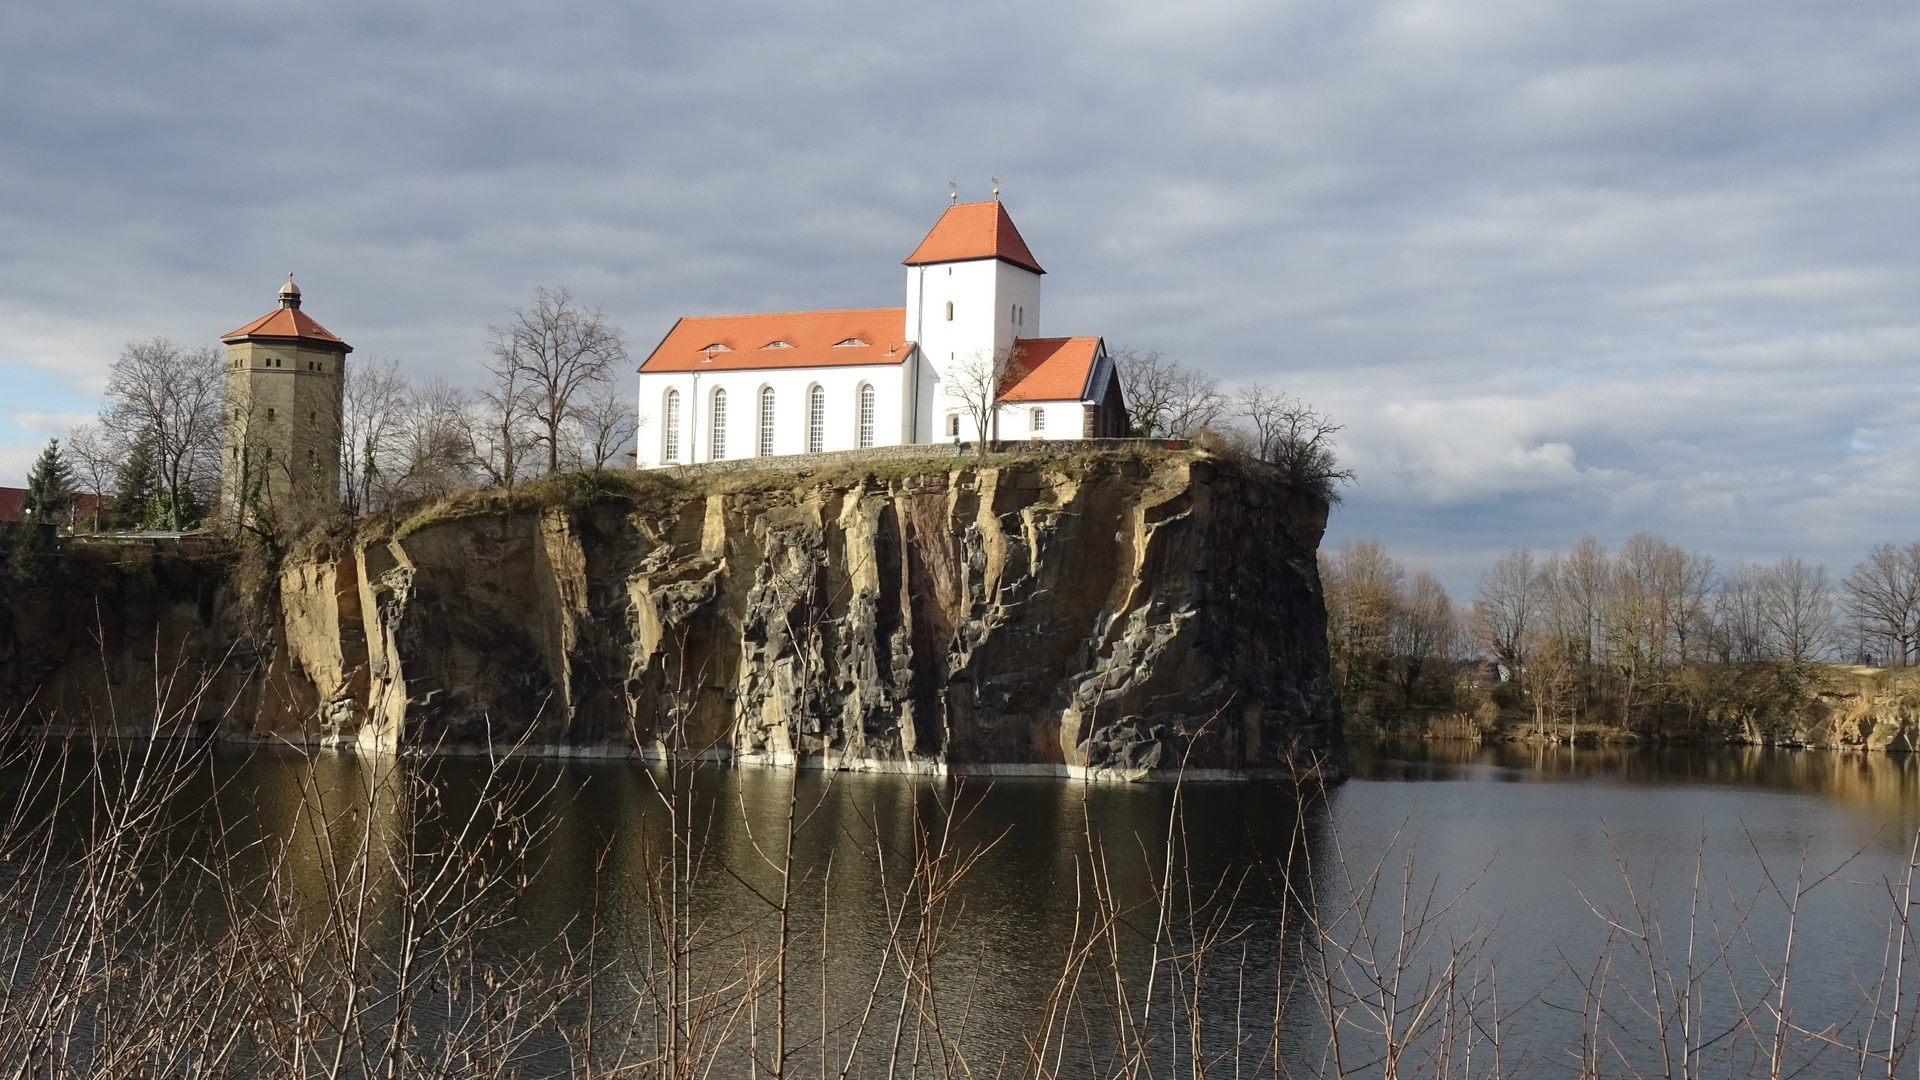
633, 201, 1128, 468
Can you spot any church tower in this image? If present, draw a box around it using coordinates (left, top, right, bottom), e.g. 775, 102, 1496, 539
901, 200, 1045, 438
220, 278, 352, 522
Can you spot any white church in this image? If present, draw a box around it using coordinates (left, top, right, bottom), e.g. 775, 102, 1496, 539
633, 200, 1130, 467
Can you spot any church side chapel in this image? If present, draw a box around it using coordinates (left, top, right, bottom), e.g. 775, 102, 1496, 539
633, 199, 1129, 467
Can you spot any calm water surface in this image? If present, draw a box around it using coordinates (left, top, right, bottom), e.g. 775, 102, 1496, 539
54, 740, 1920, 1076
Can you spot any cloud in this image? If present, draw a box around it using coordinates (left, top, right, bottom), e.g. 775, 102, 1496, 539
2, 0, 1918, 588
8, 412, 93, 435
0, 444, 47, 491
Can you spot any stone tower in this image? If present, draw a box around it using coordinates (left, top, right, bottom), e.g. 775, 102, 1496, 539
220, 278, 352, 523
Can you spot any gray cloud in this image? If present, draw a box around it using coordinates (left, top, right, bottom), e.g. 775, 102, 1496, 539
3, 0, 1918, 592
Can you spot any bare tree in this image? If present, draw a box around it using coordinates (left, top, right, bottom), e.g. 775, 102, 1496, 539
946, 345, 1028, 452
63, 423, 120, 531
98, 338, 223, 530
1841, 543, 1920, 666
471, 355, 537, 488
1470, 549, 1540, 679
1391, 570, 1461, 708
1557, 536, 1610, 673
1112, 347, 1224, 439
488, 286, 630, 476
340, 356, 409, 516
566, 383, 644, 471
1711, 565, 1770, 663
390, 378, 479, 502
1226, 382, 1354, 501
1760, 555, 1835, 666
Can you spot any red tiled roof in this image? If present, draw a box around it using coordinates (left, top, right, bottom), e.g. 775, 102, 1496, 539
639, 308, 913, 373
0, 487, 107, 524
222, 308, 352, 350
903, 201, 1045, 275
1001, 337, 1101, 402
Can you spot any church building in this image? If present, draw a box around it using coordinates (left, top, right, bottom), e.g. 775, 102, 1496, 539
633, 200, 1128, 467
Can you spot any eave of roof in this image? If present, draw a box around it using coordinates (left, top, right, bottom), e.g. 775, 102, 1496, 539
221, 308, 352, 351
902, 201, 1045, 275
639, 307, 914, 373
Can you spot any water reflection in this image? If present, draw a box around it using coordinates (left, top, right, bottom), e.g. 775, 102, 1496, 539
14, 739, 1920, 1076
1354, 738, 1920, 832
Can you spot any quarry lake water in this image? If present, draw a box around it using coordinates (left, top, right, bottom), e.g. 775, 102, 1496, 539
25, 739, 1920, 1075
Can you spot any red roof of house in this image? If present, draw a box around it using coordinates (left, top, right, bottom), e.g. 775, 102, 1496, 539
903, 201, 1045, 275
0, 487, 107, 524
222, 308, 352, 351
639, 308, 914, 373
1001, 337, 1102, 402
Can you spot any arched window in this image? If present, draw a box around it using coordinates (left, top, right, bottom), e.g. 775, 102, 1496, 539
945, 301, 953, 321
1030, 406, 1045, 433
807, 384, 825, 453
857, 384, 876, 449
663, 389, 681, 463
710, 387, 728, 460
758, 386, 776, 456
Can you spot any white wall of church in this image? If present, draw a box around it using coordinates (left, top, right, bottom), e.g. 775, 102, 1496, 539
928, 398, 1083, 443
634, 358, 920, 467
905, 257, 1044, 437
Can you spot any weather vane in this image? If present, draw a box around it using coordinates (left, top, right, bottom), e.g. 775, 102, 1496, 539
991, 176, 1000, 198
948, 181, 958, 202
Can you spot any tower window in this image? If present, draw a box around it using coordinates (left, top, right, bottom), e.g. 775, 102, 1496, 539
807, 385, 825, 453
945, 301, 953, 321
267, 408, 275, 420
947, 414, 960, 438
309, 411, 315, 423
710, 387, 727, 460
857, 384, 875, 449
663, 389, 681, 462
758, 386, 775, 456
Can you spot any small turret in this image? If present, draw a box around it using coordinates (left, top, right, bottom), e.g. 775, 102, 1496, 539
279, 275, 302, 310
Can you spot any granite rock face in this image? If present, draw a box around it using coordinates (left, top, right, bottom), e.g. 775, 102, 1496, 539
3, 453, 1346, 779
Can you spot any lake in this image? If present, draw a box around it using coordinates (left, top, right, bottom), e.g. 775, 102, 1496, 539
10, 738, 1920, 1078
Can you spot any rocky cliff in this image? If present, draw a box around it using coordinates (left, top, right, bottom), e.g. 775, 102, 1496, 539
1, 449, 1345, 778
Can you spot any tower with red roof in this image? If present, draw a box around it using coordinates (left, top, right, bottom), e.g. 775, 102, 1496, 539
219, 277, 352, 521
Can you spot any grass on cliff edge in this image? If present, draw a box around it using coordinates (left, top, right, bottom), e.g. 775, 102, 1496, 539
360, 445, 1207, 542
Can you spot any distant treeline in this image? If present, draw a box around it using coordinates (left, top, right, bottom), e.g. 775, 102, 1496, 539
1323, 534, 1920, 740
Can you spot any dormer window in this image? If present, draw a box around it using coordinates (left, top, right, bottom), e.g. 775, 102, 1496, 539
833, 338, 869, 348
762, 340, 793, 349
702, 343, 731, 351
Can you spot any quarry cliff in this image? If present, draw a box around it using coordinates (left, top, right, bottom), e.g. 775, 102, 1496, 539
1, 448, 1345, 779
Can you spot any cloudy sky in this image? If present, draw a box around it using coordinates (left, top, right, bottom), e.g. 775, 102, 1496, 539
3, 0, 1918, 592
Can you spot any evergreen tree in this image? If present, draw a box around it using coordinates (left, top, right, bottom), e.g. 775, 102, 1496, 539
21, 439, 73, 526
113, 442, 157, 529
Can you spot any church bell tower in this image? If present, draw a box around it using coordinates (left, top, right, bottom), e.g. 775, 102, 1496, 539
220, 277, 352, 523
